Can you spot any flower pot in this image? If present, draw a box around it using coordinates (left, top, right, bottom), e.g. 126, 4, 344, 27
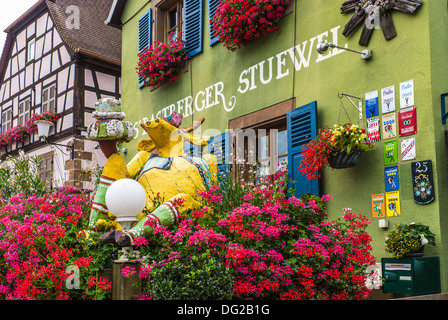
405, 245, 425, 258
328, 150, 360, 169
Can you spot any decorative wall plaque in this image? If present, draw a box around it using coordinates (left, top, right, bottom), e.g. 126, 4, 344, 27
384, 165, 399, 192
411, 160, 435, 205
367, 117, 380, 142
381, 85, 395, 114
383, 140, 398, 166
365, 91, 379, 118
386, 191, 401, 217
341, 0, 422, 46
399, 80, 414, 108
399, 106, 417, 136
382, 113, 396, 140
341, 0, 423, 47
371, 193, 386, 219
401, 138, 416, 161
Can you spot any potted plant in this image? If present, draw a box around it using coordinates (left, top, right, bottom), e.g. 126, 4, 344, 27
385, 222, 436, 259
26, 110, 60, 135
211, 0, 289, 51
300, 123, 373, 180
136, 33, 187, 88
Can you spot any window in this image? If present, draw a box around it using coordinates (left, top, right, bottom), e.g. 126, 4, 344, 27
233, 124, 288, 184
1, 109, 12, 133
42, 84, 56, 113
38, 152, 53, 188
27, 38, 35, 62
18, 98, 31, 126
138, 0, 203, 88
165, 1, 183, 42
150, 0, 202, 56
212, 99, 319, 197
227, 99, 295, 183
256, 127, 288, 179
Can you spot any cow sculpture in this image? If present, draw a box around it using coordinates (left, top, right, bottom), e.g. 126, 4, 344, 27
88, 105, 217, 247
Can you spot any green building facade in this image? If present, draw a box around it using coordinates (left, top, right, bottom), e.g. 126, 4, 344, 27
108, 0, 448, 295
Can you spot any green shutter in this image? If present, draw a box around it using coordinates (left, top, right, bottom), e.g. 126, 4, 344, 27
208, 0, 220, 46
184, 0, 203, 57
138, 9, 152, 88
287, 101, 320, 198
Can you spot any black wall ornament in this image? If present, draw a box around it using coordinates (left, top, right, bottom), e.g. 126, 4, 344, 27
341, 0, 423, 47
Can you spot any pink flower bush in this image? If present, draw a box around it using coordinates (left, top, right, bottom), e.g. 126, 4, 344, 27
0, 187, 115, 300
212, 0, 289, 51
136, 33, 188, 87
134, 172, 376, 300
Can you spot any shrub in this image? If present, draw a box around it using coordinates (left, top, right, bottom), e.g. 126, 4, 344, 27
131, 170, 376, 300
146, 252, 233, 300
0, 150, 49, 201
0, 187, 116, 300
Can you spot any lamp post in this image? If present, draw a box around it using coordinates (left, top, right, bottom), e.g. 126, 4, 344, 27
34, 120, 75, 159
316, 42, 373, 61
105, 178, 147, 262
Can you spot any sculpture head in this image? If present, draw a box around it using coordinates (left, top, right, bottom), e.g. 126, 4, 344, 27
139, 117, 209, 157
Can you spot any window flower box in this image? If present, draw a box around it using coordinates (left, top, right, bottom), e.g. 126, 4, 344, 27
211, 0, 290, 51
136, 33, 188, 88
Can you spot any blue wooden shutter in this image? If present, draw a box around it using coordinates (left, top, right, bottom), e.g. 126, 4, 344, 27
208, 131, 231, 181
184, 0, 203, 58
208, 0, 220, 46
184, 142, 201, 157
138, 9, 153, 88
287, 101, 320, 198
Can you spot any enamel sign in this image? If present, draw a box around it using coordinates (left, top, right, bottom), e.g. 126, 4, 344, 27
384, 165, 399, 192
399, 106, 417, 137
371, 193, 386, 219
366, 90, 379, 118
386, 191, 401, 217
401, 138, 416, 161
367, 117, 380, 143
381, 85, 395, 114
382, 113, 397, 140
399, 80, 414, 108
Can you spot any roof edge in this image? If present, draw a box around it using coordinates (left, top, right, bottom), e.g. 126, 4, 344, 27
105, 0, 127, 30
4, 0, 47, 33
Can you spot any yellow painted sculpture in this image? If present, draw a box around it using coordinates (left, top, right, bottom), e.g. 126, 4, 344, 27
87, 98, 217, 246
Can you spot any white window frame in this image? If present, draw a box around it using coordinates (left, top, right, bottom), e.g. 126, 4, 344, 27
27, 38, 36, 62
18, 98, 31, 126
42, 84, 56, 113
2, 109, 12, 133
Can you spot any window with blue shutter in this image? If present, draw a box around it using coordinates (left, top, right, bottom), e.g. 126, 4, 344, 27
138, 8, 153, 88
208, 131, 231, 181
287, 101, 320, 198
184, 0, 203, 57
208, 0, 220, 46
184, 142, 201, 157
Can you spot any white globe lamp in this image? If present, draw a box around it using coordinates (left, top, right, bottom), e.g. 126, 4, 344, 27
105, 178, 147, 231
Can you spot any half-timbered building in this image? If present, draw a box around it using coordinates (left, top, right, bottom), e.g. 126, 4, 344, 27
0, 0, 121, 189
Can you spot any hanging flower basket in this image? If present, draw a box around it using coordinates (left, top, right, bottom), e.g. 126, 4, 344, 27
136, 33, 187, 87
300, 123, 373, 179
328, 149, 360, 169
211, 0, 289, 51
